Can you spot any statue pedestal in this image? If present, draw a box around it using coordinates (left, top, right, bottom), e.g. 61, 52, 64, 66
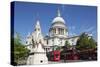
27, 43, 48, 65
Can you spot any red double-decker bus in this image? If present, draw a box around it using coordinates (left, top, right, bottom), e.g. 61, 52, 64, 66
60, 49, 79, 60
50, 50, 60, 61
66, 50, 79, 60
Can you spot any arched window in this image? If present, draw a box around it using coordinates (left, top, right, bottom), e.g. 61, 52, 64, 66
47, 40, 48, 44
58, 28, 60, 34
62, 29, 64, 35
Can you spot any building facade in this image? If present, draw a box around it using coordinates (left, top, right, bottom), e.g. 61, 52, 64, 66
26, 9, 82, 52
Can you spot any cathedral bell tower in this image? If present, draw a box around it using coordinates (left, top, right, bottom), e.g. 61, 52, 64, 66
34, 20, 41, 33
32, 19, 44, 44
27, 18, 48, 65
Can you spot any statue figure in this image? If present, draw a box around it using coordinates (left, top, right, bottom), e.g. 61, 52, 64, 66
26, 20, 48, 65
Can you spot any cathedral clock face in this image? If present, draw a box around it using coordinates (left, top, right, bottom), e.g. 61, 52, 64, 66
11, 1, 97, 66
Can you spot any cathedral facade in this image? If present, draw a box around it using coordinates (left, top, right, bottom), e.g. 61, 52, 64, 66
26, 9, 79, 52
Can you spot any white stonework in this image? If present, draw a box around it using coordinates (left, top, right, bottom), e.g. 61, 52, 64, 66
26, 20, 48, 65
26, 9, 93, 64
45, 9, 71, 49
67, 36, 79, 46
27, 43, 48, 65
26, 9, 79, 53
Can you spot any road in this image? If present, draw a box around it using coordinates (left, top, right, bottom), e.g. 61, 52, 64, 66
48, 60, 84, 64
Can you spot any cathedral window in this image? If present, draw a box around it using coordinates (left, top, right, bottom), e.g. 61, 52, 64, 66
53, 28, 55, 34
58, 28, 65, 35
52, 39, 54, 41
26, 41, 27, 44
55, 28, 56, 34
34, 29, 36, 31
61, 29, 63, 35
52, 28, 56, 34
38, 28, 40, 31
58, 28, 60, 34
47, 40, 48, 44
62, 29, 64, 35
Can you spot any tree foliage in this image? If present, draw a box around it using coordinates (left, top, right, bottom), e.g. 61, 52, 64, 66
55, 46, 61, 50
65, 40, 71, 48
13, 33, 29, 64
76, 33, 96, 50
61, 40, 71, 51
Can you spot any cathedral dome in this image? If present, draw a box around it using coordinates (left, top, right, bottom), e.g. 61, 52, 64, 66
49, 9, 68, 38
51, 9, 66, 28
52, 9, 65, 24
52, 16, 65, 24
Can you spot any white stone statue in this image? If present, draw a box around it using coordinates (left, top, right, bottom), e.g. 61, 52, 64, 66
27, 42, 48, 65
27, 20, 48, 65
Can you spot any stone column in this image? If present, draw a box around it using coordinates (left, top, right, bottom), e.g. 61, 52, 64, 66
64, 29, 66, 35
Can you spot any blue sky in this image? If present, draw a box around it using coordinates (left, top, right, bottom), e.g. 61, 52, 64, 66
13, 1, 97, 43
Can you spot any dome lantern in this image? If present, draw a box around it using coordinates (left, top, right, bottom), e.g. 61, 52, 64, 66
57, 9, 61, 17
52, 9, 65, 24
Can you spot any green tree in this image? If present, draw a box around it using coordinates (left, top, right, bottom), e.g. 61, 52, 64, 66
89, 38, 96, 48
65, 40, 71, 48
55, 46, 61, 50
76, 32, 96, 50
13, 33, 29, 64
61, 40, 71, 51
